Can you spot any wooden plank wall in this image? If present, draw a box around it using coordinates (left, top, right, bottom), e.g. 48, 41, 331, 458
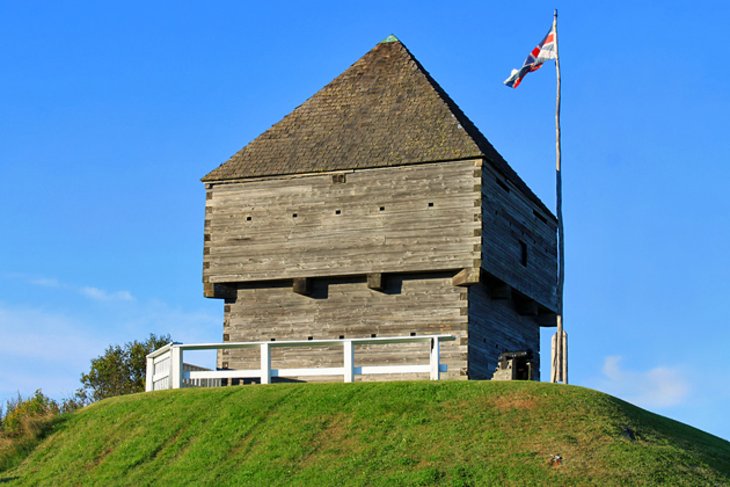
220, 273, 468, 381
467, 282, 541, 380
481, 164, 558, 311
203, 160, 481, 285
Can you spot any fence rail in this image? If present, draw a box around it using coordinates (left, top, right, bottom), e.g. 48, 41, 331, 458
145, 335, 455, 392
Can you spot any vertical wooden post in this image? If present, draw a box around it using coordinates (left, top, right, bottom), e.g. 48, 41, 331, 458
260, 343, 271, 384
145, 356, 154, 392
170, 346, 183, 389
551, 332, 556, 382
343, 340, 354, 383
562, 330, 568, 384
551, 328, 568, 384
429, 337, 440, 380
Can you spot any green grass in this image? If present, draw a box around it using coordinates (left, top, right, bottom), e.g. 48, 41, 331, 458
2, 381, 729, 485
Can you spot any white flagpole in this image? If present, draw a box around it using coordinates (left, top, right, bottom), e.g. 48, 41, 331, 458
551, 9, 568, 384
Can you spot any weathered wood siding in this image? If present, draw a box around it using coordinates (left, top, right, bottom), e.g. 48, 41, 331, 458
481, 163, 558, 311
203, 160, 482, 285
219, 273, 467, 381
467, 282, 541, 380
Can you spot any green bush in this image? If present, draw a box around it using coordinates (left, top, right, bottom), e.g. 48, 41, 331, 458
0, 390, 61, 472
1, 390, 59, 438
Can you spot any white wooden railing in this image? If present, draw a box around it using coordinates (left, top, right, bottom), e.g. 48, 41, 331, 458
145, 335, 455, 392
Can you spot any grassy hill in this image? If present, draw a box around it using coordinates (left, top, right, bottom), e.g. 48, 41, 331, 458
2, 381, 729, 486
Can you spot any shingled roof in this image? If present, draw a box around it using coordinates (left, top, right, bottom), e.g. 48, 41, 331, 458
203, 36, 554, 218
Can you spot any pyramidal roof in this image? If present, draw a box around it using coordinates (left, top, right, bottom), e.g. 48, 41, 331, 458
203, 37, 552, 216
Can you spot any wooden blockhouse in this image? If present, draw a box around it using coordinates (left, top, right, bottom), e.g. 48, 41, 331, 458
201, 36, 558, 381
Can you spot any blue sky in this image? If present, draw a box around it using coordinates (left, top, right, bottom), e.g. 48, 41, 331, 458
1, 1, 728, 440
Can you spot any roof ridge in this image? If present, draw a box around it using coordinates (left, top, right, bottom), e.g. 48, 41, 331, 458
367, 39, 555, 217
201, 37, 554, 218
392, 40, 490, 157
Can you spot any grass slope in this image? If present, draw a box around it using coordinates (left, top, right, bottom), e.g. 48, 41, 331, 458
3, 381, 729, 486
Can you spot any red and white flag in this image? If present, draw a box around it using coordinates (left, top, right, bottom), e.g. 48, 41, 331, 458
504, 22, 557, 88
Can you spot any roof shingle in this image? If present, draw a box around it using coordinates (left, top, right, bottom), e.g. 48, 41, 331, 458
203, 38, 554, 218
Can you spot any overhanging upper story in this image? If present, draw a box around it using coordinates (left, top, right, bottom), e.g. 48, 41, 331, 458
202, 36, 558, 316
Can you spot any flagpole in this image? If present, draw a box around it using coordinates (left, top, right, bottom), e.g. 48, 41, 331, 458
551, 9, 568, 384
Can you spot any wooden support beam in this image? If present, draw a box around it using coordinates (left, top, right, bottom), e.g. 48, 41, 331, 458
489, 281, 511, 300
203, 283, 236, 300
367, 273, 385, 291
292, 277, 312, 296
452, 267, 480, 287
537, 311, 557, 327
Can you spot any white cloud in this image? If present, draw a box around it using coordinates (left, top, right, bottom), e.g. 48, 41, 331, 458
596, 355, 690, 409
0, 304, 106, 402
0, 295, 220, 405
80, 286, 135, 302
8, 273, 135, 303
0, 306, 103, 364
28, 277, 61, 287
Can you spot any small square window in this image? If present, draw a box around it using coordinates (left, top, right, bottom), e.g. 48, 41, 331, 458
496, 178, 511, 192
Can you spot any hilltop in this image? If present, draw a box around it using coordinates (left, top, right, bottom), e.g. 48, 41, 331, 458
2, 381, 729, 485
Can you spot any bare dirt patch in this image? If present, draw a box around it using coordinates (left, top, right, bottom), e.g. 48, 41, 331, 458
492, 395, 538, 411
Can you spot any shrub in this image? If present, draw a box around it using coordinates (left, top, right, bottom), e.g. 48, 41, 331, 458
1, 390, 59, 438
79, 333, 172, 402
0, 390, 61, 472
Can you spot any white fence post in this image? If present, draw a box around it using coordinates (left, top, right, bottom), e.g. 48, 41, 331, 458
145, 356, 154, 392
429, 337, 440, 381
260, 343, 271, 384
144, 335, 454, 391
170, 345, 183, 389
343, 340, 354, 383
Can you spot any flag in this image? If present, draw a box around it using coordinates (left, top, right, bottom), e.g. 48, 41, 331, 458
504, 22, 557, 88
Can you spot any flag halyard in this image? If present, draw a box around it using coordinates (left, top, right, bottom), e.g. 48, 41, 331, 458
504, 23, 557, 88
